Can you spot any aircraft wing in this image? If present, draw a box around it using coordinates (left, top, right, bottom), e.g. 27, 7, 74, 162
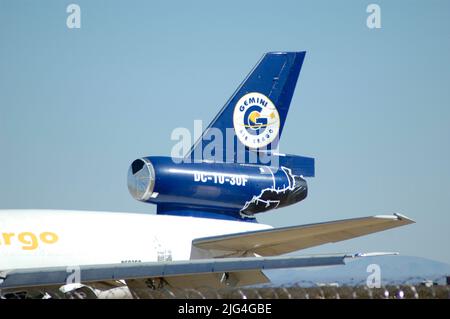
0, 254, 347, 292
0, 213, 414, 297
192, 213, 415, 257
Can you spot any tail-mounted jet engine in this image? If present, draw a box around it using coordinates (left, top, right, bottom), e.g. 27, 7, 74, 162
127, 156, 313, 221
127, 51, 314, 221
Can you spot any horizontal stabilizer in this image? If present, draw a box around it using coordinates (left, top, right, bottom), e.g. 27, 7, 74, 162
192, 214, 415, 256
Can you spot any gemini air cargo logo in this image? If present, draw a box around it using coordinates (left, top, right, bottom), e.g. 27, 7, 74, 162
233, 92, 280, 149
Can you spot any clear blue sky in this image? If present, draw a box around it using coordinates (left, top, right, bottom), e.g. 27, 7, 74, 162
1, 1, 449, 263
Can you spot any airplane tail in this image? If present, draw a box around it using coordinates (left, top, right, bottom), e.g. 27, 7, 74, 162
186, 52, 306, 163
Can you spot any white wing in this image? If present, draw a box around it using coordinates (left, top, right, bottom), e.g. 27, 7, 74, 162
0, 213, 413, 297
192, 214, 414, 257
1, 254, 347, 291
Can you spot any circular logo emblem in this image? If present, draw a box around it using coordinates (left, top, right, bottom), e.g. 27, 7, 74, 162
233, 92, 280, 148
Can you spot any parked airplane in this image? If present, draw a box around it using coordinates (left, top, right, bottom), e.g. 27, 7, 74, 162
0, 52, 414, 298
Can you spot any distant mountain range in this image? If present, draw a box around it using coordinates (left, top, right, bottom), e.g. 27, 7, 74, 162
264, 255, 450, 286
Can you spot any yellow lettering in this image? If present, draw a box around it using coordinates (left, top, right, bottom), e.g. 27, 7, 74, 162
0, 231, 59, 250
18, 232, 39, 250
40, 232, 58, 244
2, 232, 15, 245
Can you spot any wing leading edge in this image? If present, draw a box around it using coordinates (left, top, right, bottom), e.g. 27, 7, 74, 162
0, 255, 346, 290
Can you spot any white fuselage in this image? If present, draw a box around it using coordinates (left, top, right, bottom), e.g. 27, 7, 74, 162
0, 210, 271, 271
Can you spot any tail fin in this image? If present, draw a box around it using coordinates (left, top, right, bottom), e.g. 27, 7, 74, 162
186, 51, 306, 163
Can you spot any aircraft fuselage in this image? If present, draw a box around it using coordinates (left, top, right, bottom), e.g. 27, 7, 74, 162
0, 210, 270, 271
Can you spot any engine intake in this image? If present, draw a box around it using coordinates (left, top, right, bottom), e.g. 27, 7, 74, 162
127, 158, 155, 201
